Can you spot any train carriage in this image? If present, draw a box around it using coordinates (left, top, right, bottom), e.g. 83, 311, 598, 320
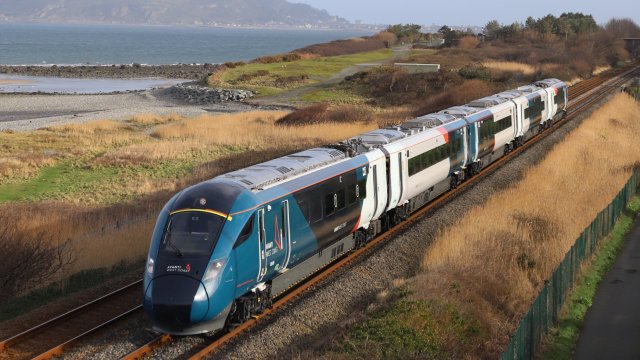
143, 78, 569, 336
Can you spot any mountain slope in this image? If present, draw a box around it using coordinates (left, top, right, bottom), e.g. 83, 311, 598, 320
0, 0, 349, 27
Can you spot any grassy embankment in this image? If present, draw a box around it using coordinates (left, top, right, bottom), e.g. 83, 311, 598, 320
324, 93, 640, 359
0, 112, 376, 296
209, 48, 395, 101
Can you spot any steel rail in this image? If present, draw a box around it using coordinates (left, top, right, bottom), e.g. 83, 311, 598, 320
31, 305, 142, 360
0, 280, 142, 352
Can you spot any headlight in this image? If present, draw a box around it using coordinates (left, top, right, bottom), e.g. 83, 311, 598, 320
203, 258, 226, 283
146, 257, 155, 275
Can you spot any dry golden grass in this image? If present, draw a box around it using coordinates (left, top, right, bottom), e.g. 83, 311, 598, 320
129, 112, 182, 125
593, 65, 611, 75
0, 154, 57, 179
152, 111, 376, 149
482, 61, 536, 75
52, 119, 124, 134
45, 119, 143, 147
411, 93, 640, 357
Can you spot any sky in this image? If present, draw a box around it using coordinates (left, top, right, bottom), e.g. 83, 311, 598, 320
295, 0, 639, 27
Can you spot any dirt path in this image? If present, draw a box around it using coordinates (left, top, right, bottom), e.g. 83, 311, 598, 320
250, 45, 413, 107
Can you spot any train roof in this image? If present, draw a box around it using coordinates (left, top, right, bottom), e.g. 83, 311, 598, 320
516, 84, 541, 93
534, 78, 565, 88
216, 147, 346, 191
439, 106, 480, 116
350, 128, 407, 146
468, 95, 510, 108
401, 113, 458, 131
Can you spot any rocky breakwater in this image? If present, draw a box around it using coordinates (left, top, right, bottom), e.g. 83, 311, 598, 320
165, 83, 254, 104
0, 63, 219, 80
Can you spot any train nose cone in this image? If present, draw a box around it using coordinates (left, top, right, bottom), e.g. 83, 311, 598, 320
146, 275, 209, 327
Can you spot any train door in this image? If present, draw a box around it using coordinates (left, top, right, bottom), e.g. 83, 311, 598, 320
513, 100, 523, 137
460, 126, 469, 167
259, 202, 291, 276
280, 200, 292, 270
545, 89, 554, 121
257, 208, 267, 282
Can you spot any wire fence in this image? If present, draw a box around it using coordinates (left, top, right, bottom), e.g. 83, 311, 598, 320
501, 167, 640, 360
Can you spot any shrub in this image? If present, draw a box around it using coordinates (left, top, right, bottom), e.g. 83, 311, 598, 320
458, 63, 490, 80
0, 227, 73, 303
276, 103, 329, 125
458, 36, 480, 49
413, 80, 497, 116
274, 74, 309, 88
251, 53, 301, 64
294, 36, 388, 57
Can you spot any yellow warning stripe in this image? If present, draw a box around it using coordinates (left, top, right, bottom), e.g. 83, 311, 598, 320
170, 208, 233, 221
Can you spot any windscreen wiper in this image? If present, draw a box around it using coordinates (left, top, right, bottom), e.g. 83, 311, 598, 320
164, 233, 184, 258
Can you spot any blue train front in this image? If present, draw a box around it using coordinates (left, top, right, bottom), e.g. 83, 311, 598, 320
143, 147, 373, 335
143, 180, 263, 335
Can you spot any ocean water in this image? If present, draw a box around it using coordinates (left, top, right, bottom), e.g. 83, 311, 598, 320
0, 22, 372, 65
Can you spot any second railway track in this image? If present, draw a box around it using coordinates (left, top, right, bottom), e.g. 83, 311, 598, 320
0, 281, 142, 360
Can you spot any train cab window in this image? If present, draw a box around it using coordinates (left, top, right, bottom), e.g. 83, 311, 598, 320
233, 216, 255, 249
162, 212, 225, 256
336, 189, 346, 210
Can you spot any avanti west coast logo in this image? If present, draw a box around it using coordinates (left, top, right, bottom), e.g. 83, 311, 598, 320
167, 263, 191, 273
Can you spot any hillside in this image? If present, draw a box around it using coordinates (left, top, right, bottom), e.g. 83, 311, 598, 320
0, 0, 349, 28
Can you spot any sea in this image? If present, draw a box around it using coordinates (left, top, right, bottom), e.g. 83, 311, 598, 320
0, 22, 373, 66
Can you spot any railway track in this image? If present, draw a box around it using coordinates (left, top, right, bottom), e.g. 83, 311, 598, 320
0, 280, 142, 360
1, 64, 636, 360
121, 64, 640, 360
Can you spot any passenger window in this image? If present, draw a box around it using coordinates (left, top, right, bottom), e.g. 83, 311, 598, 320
336, 189, 346, 210
358, 179, 367, 199
297, 199, 309, 224
310, 197, 323, 223
233, 216, 254, 248
325, 193, 335, 216
348, 185, 357, 205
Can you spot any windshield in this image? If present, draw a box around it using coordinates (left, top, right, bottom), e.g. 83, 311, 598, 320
161, 211, 225, 256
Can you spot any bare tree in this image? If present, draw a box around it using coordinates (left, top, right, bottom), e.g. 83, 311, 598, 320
0, 227, 74, 303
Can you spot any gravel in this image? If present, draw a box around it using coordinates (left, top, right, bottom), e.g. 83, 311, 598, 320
0, 90, 259, 131
62, 314, 157, 360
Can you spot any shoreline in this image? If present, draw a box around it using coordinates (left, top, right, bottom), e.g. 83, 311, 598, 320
0, 63, 219, 80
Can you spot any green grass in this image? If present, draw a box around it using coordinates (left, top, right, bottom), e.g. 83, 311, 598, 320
333, 290, 481, 359
541, 195, 640, 359
0, 143, 247, 204
214, 49, 393, 96
299, 88, 366, 104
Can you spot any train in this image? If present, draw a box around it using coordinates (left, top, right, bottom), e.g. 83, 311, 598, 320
143, 78, 568, 335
